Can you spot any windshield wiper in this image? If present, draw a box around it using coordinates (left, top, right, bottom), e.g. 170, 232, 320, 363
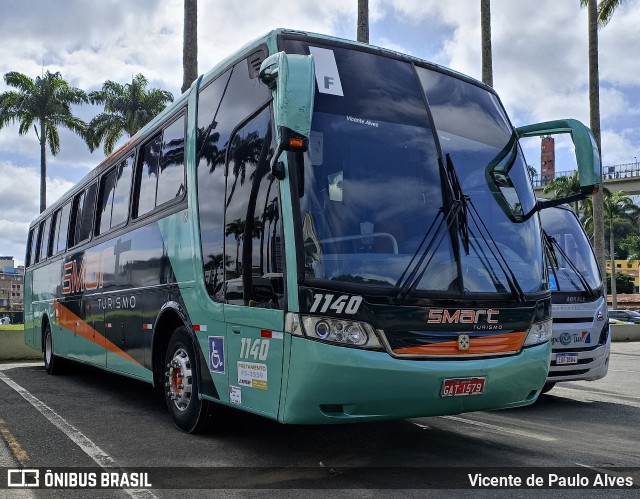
446, 154, 526, 303
544, 231, 595, 296
395, 152, 473, 300
465, 198, 526, 302
395, 204, 460, 301
396, 154, 527, 303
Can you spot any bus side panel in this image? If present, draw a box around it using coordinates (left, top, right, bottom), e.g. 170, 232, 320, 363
27, 260, 62, 354
99, 219, 175, 381
158, 212, 231, 405
23, 269, 35, 350
53, 217, 185, 382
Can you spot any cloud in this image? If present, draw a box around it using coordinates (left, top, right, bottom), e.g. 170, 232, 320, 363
1, 0, 639, 264
0, 161, 74, 264
383, 0, 640, 167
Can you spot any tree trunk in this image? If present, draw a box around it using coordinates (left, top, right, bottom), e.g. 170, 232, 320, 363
357, 0, 369, 43
610, 219, 617, 309
182, 0, 198, 94
587, 0, 607, 290
481, 0, 493, 87
39, 121, 46, 213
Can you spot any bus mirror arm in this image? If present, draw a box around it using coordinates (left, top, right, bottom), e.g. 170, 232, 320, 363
522, 192, 588, 221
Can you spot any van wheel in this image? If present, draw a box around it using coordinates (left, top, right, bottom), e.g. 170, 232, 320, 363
541, 382, 555, 394
164, 327, 218, 433
43, 324, 62, 375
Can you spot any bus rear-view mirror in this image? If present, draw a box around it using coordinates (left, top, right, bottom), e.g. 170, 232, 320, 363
517, 119, 601, 195
259, 51, 315, 180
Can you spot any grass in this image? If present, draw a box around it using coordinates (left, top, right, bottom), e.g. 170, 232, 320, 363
0, 324, 24, 331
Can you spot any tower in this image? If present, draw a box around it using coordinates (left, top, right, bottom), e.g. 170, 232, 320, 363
540, 136, 555, 186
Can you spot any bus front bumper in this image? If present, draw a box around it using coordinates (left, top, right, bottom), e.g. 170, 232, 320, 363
547, 339, 610, 383
280, 336, 551, 424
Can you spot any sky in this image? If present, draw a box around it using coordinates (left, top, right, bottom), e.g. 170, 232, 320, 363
1, 0, 639, 266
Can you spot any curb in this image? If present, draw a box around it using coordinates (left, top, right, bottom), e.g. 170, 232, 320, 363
0, 330, 41, 361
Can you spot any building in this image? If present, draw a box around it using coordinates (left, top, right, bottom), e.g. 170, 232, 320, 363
605, 259, 640, 292
0, 256, 24, 312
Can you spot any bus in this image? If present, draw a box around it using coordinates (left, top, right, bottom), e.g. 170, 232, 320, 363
23, 29, 601, 432
540, 204, 610, 393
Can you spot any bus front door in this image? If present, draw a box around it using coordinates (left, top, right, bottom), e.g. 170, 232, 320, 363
225, 306, 285, 418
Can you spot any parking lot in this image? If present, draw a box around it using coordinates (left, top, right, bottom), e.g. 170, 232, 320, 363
1, 342, 639, 498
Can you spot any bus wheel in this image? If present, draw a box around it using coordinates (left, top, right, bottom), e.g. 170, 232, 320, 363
541, 382, 555, 394
43, 324, 62, 375
164, 327, 217, 433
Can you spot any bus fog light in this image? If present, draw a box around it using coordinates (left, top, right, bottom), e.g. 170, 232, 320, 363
302, 316, 383, 350
524, 319, 552, 346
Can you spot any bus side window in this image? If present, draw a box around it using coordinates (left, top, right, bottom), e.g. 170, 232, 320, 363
134, 115, 185, 219
32, 223, 44, 264
54, 202, 72, 255
71, 182, 97, 247
39, 217, 53, 262
98, 154, 134, 235
26, 227, 37, 267
136, 134, 162, 218
98, 168, 117, 236
111, 155, 133, 227
157, 116, 185, 206
224, 106, 283, 308
197, 52, 270, 302
197, 69, 233, 300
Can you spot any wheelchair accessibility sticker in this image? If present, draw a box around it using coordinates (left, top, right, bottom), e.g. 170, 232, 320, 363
208, 336, 225, 374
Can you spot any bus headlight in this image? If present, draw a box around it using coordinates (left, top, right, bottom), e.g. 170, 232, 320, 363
523, 319, 553, 346
300, 316, 383, 350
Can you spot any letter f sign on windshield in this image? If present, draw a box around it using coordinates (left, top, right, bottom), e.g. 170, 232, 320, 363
309, 46, 344, 96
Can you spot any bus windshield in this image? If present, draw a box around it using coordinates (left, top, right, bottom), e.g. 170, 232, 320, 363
290, 41, 544, 297
539, 205, 602, 292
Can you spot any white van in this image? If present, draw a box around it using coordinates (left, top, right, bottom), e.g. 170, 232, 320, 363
539, 204, 610, 393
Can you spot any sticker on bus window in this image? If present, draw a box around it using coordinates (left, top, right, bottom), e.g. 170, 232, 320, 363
309, 47, 344, 96
208, 336, 225, 374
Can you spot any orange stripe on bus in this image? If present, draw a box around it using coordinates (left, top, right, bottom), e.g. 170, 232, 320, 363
393, 331, 528, 356
53, 301, 142, 367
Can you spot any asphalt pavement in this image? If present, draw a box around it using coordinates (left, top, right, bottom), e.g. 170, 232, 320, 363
0, 342, 638, 498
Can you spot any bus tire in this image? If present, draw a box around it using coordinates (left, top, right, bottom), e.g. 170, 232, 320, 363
164, 327, 217, 433
541, 382, 555, 394
43, 324, 62, 375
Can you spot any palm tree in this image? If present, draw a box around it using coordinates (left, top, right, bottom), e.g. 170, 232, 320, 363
357, 0, 369, 43
596, 0, 629, 25
579, 0, 628, 290
88, 74, 173, 155
225, 218, 245, 277
620, 233, 640, 261
481, 0, 493, 87
182, 0, 198, 93
543, 171, 583, 213
0, 71, 88, 213
603, 191, 640, 307
205, 252, 230, 291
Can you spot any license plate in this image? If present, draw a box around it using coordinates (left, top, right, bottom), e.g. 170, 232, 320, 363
441, 377, 485, 397
556, 353, 578, 365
